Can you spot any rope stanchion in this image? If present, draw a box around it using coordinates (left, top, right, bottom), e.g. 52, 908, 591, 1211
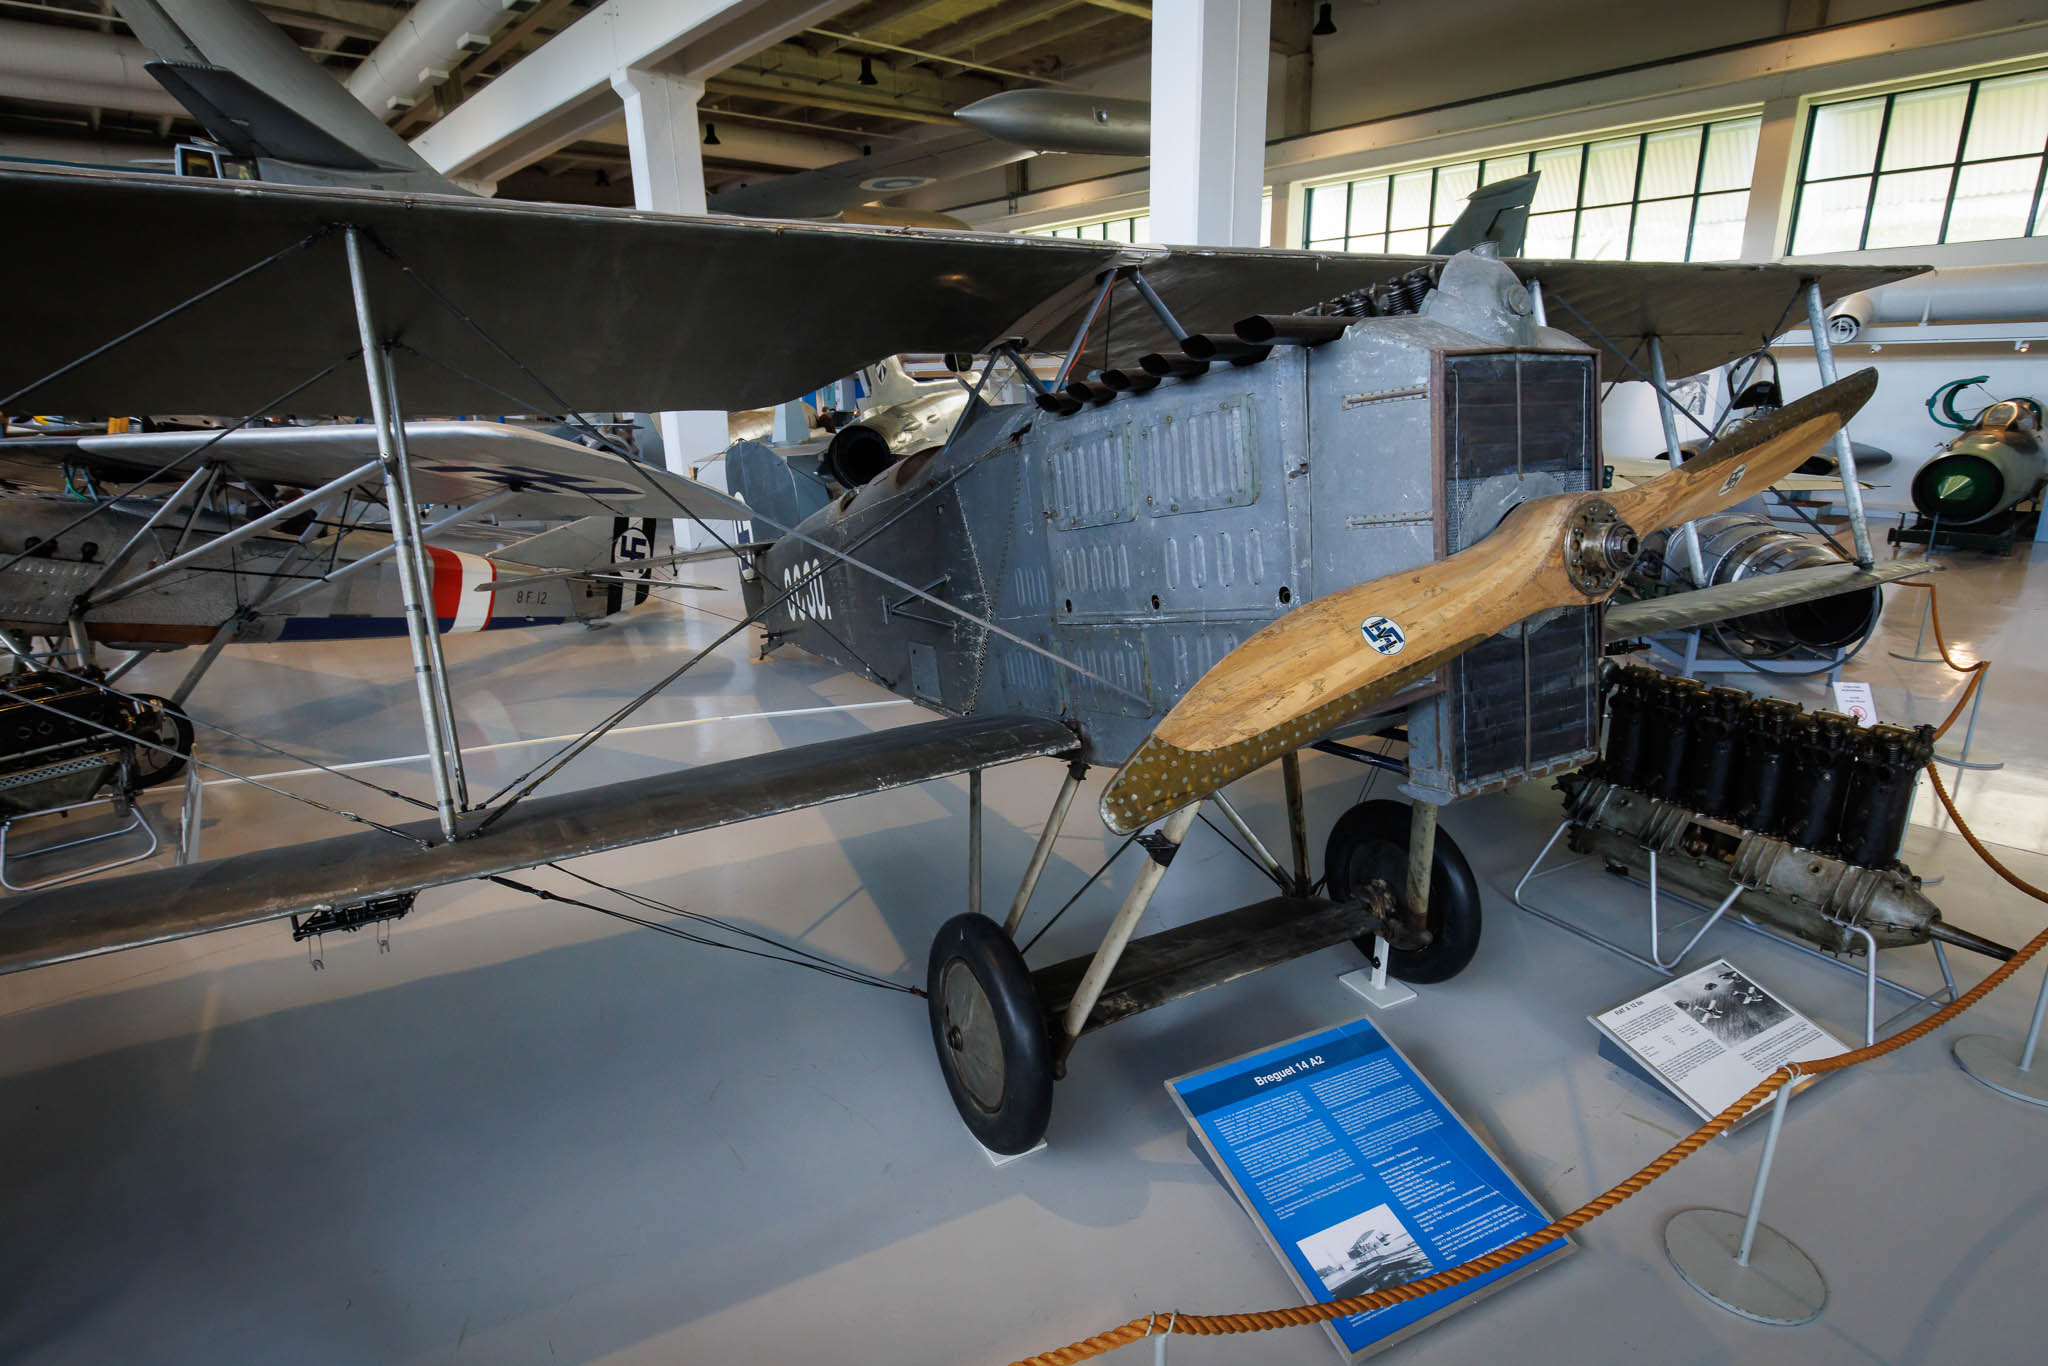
1010, 582, 2040, 1366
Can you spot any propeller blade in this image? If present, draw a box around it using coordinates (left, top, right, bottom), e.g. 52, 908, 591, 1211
1098, 369, 1875, 834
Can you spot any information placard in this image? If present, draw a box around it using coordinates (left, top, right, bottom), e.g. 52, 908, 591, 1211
1167, 1018, 1572, 1360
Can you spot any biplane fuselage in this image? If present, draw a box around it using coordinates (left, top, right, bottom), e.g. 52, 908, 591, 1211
742, 252, 1606, 803
0, 494, 650, 648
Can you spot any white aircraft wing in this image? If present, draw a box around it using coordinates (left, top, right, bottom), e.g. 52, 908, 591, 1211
22, 422, 751, 521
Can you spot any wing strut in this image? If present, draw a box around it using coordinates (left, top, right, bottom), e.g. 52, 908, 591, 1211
343, 226, 467, 840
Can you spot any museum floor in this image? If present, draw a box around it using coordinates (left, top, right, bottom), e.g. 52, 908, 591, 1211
3, 542, 2045, 1365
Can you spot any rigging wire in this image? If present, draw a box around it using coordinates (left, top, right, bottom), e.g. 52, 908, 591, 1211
490, 870, 922, 996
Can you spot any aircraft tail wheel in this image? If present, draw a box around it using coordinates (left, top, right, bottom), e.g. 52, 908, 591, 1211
927, 913, 1054, 1155
127, 694, 195, 788
1324, 800, 1482, 984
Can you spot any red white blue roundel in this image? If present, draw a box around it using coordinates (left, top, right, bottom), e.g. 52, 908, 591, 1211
1360, 616, 1406, 655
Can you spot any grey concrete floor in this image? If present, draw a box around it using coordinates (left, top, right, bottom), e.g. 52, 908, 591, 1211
3, 548, 2047, 1365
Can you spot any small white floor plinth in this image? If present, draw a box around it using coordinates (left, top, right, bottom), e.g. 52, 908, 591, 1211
1952, 1034, 2048, 1107
1664, 1207, 1827, 1326
980, 1137, 1047, 1168
1339, 968, 1416, 1009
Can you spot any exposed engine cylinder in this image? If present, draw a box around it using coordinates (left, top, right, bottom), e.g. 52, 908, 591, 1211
1631, 514, 1880, 651
1561, 666, 1978, 958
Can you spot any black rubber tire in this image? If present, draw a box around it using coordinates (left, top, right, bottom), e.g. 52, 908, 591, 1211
926, 913, 1054, 1155
1324, 800, 1483, 984
127, 694, 194, 788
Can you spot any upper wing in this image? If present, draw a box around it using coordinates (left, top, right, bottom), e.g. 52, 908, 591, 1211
1, 165, 1921, 417
2, 165, 1124, 417
18, 422, 751, 521
0, 713, 1077, 975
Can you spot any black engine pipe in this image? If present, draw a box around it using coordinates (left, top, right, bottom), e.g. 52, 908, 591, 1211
1233, 314, 1354, 347
1139, 352, 1211, 379
1097, 368, 1161, 394
1178, 334, 1274, 366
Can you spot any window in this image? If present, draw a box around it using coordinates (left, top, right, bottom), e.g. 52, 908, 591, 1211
1019, 192, 1275, 245
1790, 68, 2048, 253
1026, 212, 1151, 242
1302, 116, 1761, 261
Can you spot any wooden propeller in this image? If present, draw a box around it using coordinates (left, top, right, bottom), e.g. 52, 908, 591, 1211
1098, 367, 1877, 834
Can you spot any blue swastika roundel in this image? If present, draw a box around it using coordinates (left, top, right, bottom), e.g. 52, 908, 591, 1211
1360, 616, 1406, 655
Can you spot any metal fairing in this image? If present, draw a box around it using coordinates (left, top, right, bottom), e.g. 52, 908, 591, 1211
747, 257, 1608, 776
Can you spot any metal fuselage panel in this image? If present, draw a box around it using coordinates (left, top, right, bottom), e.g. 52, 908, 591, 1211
743, 271, 1602, 771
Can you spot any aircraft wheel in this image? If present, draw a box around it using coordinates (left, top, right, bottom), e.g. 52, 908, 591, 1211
1324, 800, 1482, 984
927, 913, 1053, 1155
127, 694, 194, 788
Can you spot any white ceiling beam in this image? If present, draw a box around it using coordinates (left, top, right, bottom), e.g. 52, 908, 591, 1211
409, 0, 853, 179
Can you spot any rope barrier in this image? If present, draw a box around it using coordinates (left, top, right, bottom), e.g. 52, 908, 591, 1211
1009, 578, 2040, 1366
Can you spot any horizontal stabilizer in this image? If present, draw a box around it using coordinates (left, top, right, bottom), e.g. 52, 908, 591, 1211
1603, 560, 1932, 641
0, 714, 1077, 975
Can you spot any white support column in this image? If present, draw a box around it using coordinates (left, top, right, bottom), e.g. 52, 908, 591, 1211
1741, 95, 1803, 261
612, 65, 733, 551
1149, 0, 1271, 247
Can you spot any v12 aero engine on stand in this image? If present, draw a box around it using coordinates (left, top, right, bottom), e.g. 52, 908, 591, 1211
1559, 665, 2011, 961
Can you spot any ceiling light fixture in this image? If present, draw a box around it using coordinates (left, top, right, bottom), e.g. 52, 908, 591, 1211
703, 122, 720, 146
858, 54, 879, 86
1312, 3, 1336, 36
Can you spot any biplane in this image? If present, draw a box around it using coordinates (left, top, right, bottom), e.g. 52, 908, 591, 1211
0, 132, 1930, 1152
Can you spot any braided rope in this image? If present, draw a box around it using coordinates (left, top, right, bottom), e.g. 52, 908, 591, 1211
1011, 579, 2038, 1366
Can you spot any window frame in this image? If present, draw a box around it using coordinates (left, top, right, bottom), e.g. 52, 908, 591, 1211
1300, 115, 1761, 263
1788, 67, 2048, 254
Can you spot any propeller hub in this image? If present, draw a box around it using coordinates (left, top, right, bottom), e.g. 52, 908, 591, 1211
1563, 498, 1640, 596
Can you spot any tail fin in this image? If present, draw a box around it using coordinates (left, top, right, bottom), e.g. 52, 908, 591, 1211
494, 516, 656, 614
114, 0, 458, 194
1431, 172, 1538, 256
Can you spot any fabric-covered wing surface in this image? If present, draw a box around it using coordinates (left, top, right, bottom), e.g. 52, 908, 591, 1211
25, 422, 752, 521
1026, 247, 1924, 382
2, 166, 1922, 418
0, 713, 1077, 975
2, 166, 1124, 417
1603, 560, 1930, 640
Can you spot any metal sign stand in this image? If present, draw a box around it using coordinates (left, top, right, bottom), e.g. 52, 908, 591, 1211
1952, 964, 2048, 1107
1664, 1081, 1827, 1325
1513, 825, 1958, 1047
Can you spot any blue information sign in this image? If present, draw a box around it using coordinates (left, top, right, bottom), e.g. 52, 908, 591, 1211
1168, 1017, 1572, 1359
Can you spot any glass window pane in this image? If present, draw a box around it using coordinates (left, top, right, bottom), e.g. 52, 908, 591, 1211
1700, 117, 1760, 192
1582, 136, 1640, 206
1346, 232, 1387, 254
1629, 198, 1692, 260
1577, 204, 1633, 259
1790, 176, 1871, 253
1482, 154, 1531, 184
1351, 178, 1389, 234
1639, 126, 1703, 200
1524, 211, 1576, 257
1947, 157, 2040, 241
1865, 167, 1954, 248
1131, 214, 1151, 241
1433, 162, 1478, 226
1880, 83, 1967, 170
1964, 70, 2048, 162
1389, 170, 1433, 229
1307, 185, 1348, 243
1531, 146, 1582, 211
1689, 190, 1749, 259
1805, 96, 1886, 179
1387, 227, 1432, 253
